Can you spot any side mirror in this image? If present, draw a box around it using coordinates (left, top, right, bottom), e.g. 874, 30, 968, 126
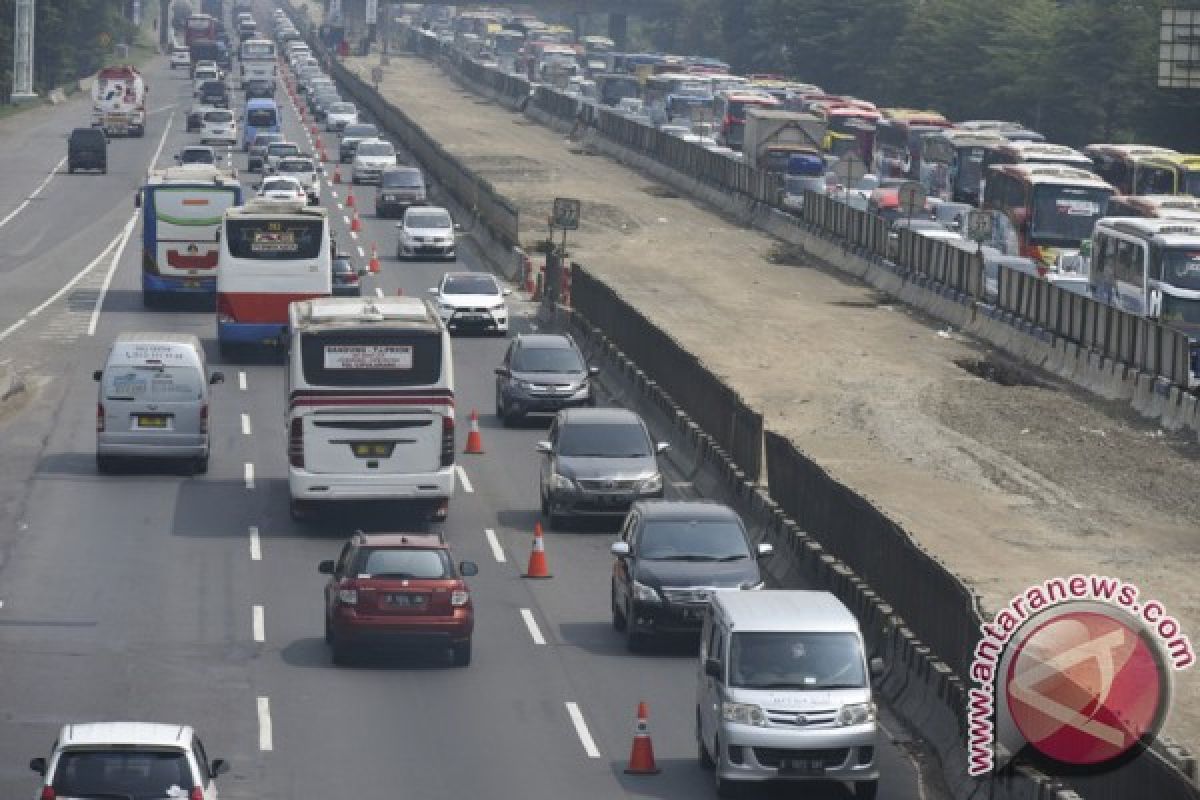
536, 440, 553, 454
756, 542, 774, 559
30, 757, 46, 776
704, 657, 722, 680
210, 371, 225, 385
93, 370, 103, 381
655, 442, 671, 454
494, 366, 510, 377
454, 222, 464, 232
610, 541, 631, 558
317, 559, 335, 575
134, 191, 142, 209
210, 758, 230, 777
870, 656, 885, 678
459, 560, 479, 577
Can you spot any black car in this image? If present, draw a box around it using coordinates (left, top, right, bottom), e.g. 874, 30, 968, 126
243, 79, 275, 100
610, 501, 773, 650
67, 127, 107, 174
375, 166, 427, 218
198, 80, 229, 108
495, 334, 596, 425
331, 254, 365, 296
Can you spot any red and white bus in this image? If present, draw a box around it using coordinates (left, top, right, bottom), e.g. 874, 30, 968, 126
712, 90, 780, 151
185, 13, 218, 47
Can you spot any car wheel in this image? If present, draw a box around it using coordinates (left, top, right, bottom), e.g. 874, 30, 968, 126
495, 393, 508, 425
854, 780, 879, 800
697, 713, 715, 769
323, 614, 333, 644
330, 637, 352, 666
539, 489, 549, 517
611, 585, 627, 631
192, 455, 209, 475
713, 740, 738, 797
450, 640, 472, 667
289, 498, 312, 522
625, 619, 645, 652
96, 455, 116, 474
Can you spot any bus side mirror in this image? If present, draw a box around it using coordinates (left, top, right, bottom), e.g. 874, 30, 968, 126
134, 191, 141, 209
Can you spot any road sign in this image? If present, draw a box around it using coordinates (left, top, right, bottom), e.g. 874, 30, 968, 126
967, 210, 995, 243
897, 182, 926, 216
552, 197, 581, 230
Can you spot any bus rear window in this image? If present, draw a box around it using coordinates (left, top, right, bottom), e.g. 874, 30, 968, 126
300, 331, 443, 387
226, 219, 323, 260
246, 108, 277, 127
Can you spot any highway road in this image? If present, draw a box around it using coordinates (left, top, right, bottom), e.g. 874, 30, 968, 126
0, 37, 942, 800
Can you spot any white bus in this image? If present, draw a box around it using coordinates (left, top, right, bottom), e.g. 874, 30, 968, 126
1089, 218, 1200, 329
286, 296, 457, 521
239, 37, 278, 87
216, 199, 330, 354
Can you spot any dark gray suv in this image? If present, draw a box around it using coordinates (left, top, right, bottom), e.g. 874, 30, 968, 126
537, 408, 668, 529
495, 334, 596, 425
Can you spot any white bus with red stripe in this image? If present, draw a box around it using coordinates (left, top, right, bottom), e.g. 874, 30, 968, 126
286, 296, 456, 521
217, 199, 331, 354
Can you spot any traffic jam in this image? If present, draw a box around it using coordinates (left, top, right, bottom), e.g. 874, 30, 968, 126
10, 3, 915, 800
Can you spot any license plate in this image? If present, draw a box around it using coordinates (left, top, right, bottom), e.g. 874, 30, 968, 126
384, 593, 426, 606
458, 313, 485, 320
184, 279, 200, 288
137, 414, 168, 428
779, 758, 824, 774
351, 442, 396, 458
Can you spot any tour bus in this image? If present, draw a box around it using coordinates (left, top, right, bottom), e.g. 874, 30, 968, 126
919, 129, 1008, 205
1088, 218, 1200, 378
1082, 144, 1178, 195
978, 141, 1095, 205
286, 296, 456, 522
185, 13, 218, 46
216, 199, 330, 353
1105, 194, 1200, 220
644, 72, 712, 124
239, 37, 278, 88
1131, 153, 1200, 197
712, 90, 780, 150
241, 98, 280, 151
871, 109, 953, 180
139, 166, 243, 307
982, 163, 1115, 271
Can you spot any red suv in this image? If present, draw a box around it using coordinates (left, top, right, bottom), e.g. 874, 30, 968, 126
319, 533, 479, 666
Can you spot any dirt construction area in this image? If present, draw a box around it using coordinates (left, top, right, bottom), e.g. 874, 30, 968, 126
342, 51, 1200, 745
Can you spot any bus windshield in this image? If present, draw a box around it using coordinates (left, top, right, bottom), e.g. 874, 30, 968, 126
1031, 185, 1110, 246
1183, 171, 1200, 198
1160, 295, 1200, 325
1162, 248, 1200, 291
955, 147, 987, 192
226, 219, 323, 260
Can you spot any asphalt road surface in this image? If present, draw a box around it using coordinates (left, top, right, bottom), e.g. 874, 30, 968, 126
0, 41, 943, 800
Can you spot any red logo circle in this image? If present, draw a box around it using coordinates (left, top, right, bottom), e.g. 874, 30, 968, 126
1005, 610, 1166, 767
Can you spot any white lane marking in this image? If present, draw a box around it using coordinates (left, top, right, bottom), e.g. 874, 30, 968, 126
878, 719, 928, 800
356, 245, 365, 258
519, 608, 546, 645
241, 413, 252, 436
252, 605, 266, 642
0, 156, 67, 231
249, 526, 262, 561
331, 190, 339, 199
342, 214, 351, 225
565, 702, 602, 759
349, 231, 358, 240
244, 462, 255, 490
149, 110, 176, 169
456, 465, 473, 493
86, 211, 139, 336
375, 287, 384, 298
484, 528, 506, 563
256, 697, 274, 751
238, 371, 248, 391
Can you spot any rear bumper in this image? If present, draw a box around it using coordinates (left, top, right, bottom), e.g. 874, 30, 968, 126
218, 321, 289, 346
144, 274, 216, 294
331, 609, 473, 646
715, 722, 879, 784
97, 436, 208, 458
289, 466, 456, 501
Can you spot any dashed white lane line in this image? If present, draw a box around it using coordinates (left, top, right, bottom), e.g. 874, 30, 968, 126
241, 413, 252, 436
86, 212, 140, 336
244, 462, 255, 490
331, 190, 339, 199
484, 528, 506, 563
342, 214, 351, 226
349, 231, 359, 240
374, 287, 384, 298
249, 526, 262, 561
238, 371, 248, 391
565, 702, 602, 759
252, 605, 265, 643
519, 608, 546, 645
0, 156, 67, 231
356, 245, 365, 258
257, 697, 274, 751
456, 465, 473, 493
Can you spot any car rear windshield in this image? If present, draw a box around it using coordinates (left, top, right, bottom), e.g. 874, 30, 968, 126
357, 141, 395, 157
299, 330, 443, 387
329, 103, 355, 114
730, 631, 866, 690
53, 749, 192, 798
246, 108, 278, 127
382, 170, 423, 188
267, 143, 299, 157
181, 150, 214, 164
557, 420, 650, 457
278, 158, 314, 172
343, 124, 378, 138
638, 519, 750, 560
204, 110, 233, 122
512, 344, 583, 373
104, 365, 203, 401
357, 547, 451, 579
262, 178, 299, 193
443, 275, 498, 295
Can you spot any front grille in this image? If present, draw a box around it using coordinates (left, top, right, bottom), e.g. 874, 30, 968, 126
764, 707, 839, 727
661, 587, 714, 604
578, 479, 638, 490
753, 747, 849, 769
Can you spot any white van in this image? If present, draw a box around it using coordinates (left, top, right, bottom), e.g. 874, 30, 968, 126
286, 296, 456, 521
697, 590, 882, 798
94, 333, 225, 474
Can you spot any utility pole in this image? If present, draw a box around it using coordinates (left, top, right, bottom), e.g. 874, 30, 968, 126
11, 0, 37, 104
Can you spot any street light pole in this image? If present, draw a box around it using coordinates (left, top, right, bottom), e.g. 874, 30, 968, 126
11, 0, 38, 103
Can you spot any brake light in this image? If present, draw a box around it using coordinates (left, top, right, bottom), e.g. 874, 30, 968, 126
200, 403, 209, 435
40, 787, 55, 800
189, 788, 203, 800
288, 417, 305, 468
440, 414, 455, 468
96, 403, 105, 433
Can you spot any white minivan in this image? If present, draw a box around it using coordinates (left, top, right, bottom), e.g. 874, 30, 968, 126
697, 590, 882, 798
285, 296, 456, 521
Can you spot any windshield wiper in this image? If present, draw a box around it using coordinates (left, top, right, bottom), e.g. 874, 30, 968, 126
716, 554, 750, 561
812, 683, 866, 690
60, 793, 134, 800
743, 682, 813, 690
655, 554, 721, 562
369, 572, 416, 579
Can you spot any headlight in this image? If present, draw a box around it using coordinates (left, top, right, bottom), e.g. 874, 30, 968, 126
336, 588, 358, 605
722, 702, 768, 726
515, 380, 537, 390
551, 473, 575, 491
632, 579, 661, 604
836, 702, 875, 726
639, 472, 663, 493
742, 580, 766, 590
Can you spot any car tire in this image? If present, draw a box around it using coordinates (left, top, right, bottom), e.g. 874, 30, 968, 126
450, 640, 472, 667
324, 614, 333, 644
697, 713, 715, 770
96, 455, 116, 474
854, 780, 879, 800
289, 498, 312, 522
100, 166, 107, 175
611, 586, 626, 631
625, 621, 645, 653
713, 742, 738, 798
330, 637, 352, 666
192, 455, 209, 475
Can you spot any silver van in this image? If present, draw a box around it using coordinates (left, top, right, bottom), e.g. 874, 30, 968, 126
697, 590, 882, 798
94, 333, 224, 474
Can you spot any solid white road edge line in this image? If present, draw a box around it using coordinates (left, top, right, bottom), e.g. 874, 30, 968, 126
0, 156, 67, 231
252, 605, 265, 643
244, 462, 255, 490
877, 719, 928, 800
249, 526, 262, 561
455, 465, 473, 493
238, 371, 248, 391
241, 413, 252, 436
565, 702, 602, 759
257, 697, 273, 751
519, 608, 546, 645
484, 528, 505, 563
87, 212, 139, 336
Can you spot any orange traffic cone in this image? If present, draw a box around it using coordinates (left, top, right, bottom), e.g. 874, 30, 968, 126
368, 242, 380, 273
625, 702, 661, 775
523, 522, 552, 579
310, 122, 318, 136
351, 210, 362, 232
333, 164, 342, 183
463, 409, 484, 454
346, 189, 356, 208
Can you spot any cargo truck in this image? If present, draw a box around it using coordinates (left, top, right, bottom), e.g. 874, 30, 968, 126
92, 65, 147, 137
742, 109, 826, 172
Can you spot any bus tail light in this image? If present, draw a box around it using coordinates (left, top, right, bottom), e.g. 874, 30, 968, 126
40, 787, 55, 800
216, 294, 236, 325
288, 418, 305, 468
440, 414, 455, 468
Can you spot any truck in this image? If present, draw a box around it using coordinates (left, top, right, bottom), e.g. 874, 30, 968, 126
92, 65, 147, 137
742, 109, 827, 172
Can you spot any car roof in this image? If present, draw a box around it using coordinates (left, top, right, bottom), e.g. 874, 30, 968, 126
443, 271, 496, 283
57, 722, 194, 749
559, 407, 642, 424
514, 333, 576, 349
714, 590, 860, 633
632, 500, 741, 522
351, 532, 446, 549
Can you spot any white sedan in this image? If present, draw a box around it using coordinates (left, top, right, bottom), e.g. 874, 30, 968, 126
428, 271, 511, 335
396, 206, 457, 260
258, 175, 307, 203
324, 102, 358, 132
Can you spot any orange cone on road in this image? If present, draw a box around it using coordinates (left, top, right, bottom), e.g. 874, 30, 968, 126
346, 189, 356, 208
523, 522, 552, 579
463, 409, 484, 454
625, 702, 661, 775
351, 209, 362, 233
310, 122, 319, 136
368, 242, 381, 273
333, 164, 342, 183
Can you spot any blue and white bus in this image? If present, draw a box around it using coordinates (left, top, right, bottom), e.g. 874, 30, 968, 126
138, 166, 243, 307
242, 97, 280, 150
